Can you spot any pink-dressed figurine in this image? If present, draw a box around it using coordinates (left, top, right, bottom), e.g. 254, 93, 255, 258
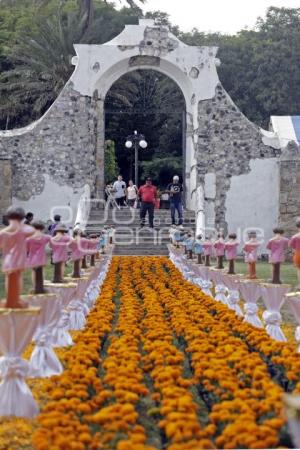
26, 221, 51, 294
203, 237, 213, 267
243, 231, 260, 279
214, 233, 225, 269
225, 233, 239, 275
266, 227, 289, 284
289, 218, 300, 288
0, 206, 34, 308
49, 224, 70, 283
68, 229, 84, 278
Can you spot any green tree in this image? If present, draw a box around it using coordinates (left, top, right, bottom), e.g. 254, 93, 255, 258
0, 0, 140, 128
104, 140, 119, 183
105, 69, 185, 185
179, 7, 300, 127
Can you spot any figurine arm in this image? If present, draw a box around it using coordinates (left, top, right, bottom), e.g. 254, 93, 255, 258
266, 240, 272, 251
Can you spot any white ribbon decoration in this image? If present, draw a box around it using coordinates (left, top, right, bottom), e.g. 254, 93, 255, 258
68, 299, 86, 330
295, 326, 300, 353
262, 310, 286, 342
29, 329, 63, 377
244, 303, 263, 328
201, 280, 213, 297
238, 281, 263, 328
0, 357, 39, 418
215, 284, 228, 305
52, 310, 73, 347
227, 291, 243, 316
261, 285, 289, 341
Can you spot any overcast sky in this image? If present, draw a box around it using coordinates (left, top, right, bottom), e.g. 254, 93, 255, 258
135, 0, 300, 34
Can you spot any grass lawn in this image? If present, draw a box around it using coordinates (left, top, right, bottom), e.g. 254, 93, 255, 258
234, 260, 298, 287
0, 258, 74, 300
0, 257, 298, 331
0, 258, 298, 299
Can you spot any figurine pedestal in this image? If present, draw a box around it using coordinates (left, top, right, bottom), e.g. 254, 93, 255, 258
286, 292, 300, 351
0, 306, 41, 418
64, 277, 91, 330
222, 274, 243, 316
284, 394, 300, 448
238, 280, 263, 328
261, 283, 290, 341
26, 293, 63, 378
44, 282, 77, 347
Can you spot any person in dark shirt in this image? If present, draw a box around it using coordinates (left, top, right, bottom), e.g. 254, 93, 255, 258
166, 175, 183, 225
48, 214, 61, 236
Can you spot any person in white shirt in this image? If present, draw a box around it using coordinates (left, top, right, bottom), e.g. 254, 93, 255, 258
126, 180, 138, 208
113, 175, 126, 207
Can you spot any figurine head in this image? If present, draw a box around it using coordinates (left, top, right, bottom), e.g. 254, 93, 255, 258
54, 224, 68, 235
32, 221, 45, 231
228, 233, 237, 240
217, 232, 224, 239
6, 206, 25, 222
173, 175, 179, 184
196, 234, 202, 240
296, 218, 300, 230
73, 228, 82, 238
118, 175, 123, 181
273, 227, 284, 235
53, 214, 61, 223
248, 231, 257, 239
25, 212, 34, 223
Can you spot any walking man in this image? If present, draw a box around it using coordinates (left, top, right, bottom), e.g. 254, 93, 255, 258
139, 177, 157, 228
167, 175, 183, 225
113, 175, 126, 208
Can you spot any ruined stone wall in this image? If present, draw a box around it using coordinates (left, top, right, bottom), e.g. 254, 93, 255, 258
0, 83, 102, 203
196, 83, 280, 233
0, 157, 12, 218
278, 142, 300, 235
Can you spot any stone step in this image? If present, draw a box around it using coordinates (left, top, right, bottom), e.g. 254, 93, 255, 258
113, 247, 169, 256
89, 210, 195, 219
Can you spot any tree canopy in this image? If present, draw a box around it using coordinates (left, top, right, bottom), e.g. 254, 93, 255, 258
0, 2, 300, 185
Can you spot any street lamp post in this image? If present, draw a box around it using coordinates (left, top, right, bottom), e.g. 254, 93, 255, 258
125, 130, 147, 186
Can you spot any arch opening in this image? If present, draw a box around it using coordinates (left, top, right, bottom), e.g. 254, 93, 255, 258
104, 68, 187, 194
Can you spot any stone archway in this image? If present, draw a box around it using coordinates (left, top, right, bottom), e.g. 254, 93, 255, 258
0, 18, 284, 239
103, 68, 186, 192
70, 19, 217, 212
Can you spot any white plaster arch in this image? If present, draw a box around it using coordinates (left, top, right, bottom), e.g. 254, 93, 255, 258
94, 58, 194, 107
70, 19, 214, 208
94, 58, 198, 208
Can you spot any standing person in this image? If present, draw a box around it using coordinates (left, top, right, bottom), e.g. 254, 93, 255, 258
126, 180, 138, 208
138, 177, 157, 228
48, 214, 61, 236
113, 175, 126, 208
166, 175, 183, 225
